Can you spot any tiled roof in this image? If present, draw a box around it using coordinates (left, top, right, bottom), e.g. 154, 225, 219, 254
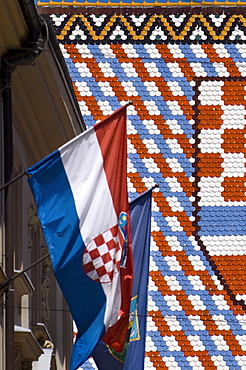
50, 12, 246, 369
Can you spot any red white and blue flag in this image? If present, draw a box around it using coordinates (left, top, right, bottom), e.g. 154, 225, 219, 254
27, 105, 133, 369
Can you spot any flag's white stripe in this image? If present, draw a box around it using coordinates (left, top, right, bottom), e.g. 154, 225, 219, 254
60, 127, 118, 246
102, 272, 121, 327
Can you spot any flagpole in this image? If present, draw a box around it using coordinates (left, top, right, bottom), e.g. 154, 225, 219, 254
0, 253, 50, 294
0, 171, 27, 192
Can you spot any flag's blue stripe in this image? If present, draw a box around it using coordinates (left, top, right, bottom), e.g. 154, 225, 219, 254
71, 305, 107, 369
28, 150, 107, 366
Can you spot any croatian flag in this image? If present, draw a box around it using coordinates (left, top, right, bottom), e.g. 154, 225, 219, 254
27, 105, 133, 369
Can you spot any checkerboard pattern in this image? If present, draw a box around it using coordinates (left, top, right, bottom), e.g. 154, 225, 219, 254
197, 80, 246, 204
195, 79, 246, 303
83, 225, 123, 283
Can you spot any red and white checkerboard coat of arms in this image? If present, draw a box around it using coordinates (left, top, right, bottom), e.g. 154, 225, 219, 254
83, 219, 126, 283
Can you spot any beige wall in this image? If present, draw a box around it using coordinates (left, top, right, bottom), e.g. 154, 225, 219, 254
2, 113, 74, 369
0, 2, 84, 369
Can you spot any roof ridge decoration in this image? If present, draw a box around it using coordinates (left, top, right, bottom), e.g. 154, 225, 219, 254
50, 13, 246, 43
36, 0, 246, 7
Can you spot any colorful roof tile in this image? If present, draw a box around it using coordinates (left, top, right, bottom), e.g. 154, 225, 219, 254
47, 11, 246, 369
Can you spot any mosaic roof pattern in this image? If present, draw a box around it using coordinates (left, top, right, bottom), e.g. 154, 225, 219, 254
50, 12, 246, 369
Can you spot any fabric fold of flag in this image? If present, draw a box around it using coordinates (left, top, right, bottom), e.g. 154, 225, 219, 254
27, 105, 133, 370
92, 188, 152, 370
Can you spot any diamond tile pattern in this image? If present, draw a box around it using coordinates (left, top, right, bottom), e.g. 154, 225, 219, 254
49, 12, 246, 369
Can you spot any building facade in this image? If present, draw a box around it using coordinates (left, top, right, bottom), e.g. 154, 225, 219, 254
0, 1, 85, 369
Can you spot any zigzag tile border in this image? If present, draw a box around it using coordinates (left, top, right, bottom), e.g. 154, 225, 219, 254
48, 12, 246, 369
47, 13, 246, 43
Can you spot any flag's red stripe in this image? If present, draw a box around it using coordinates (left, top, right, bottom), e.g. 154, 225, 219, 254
95, 105, 133, 351
94, 105, 128, 216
